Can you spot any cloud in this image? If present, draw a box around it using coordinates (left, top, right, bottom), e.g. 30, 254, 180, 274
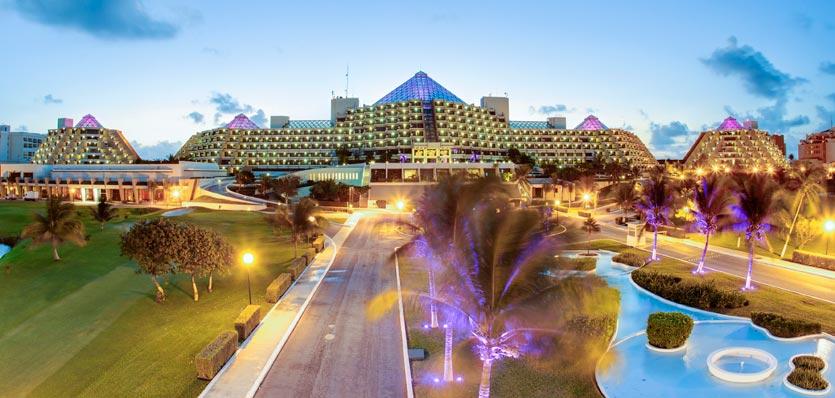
649, 121, 695, 158
130, 140, 183, 160
820, 62, 835, 75
16, 125, 28, 132
42, 94, 62, 104
701, 37, 805, 100
529, 104, 573, 115
208, 92, 267, 126
11, 0, 179, 40
249, 109, 267, 127
186, 111, 204, 124
724, 100, 809, 133
201, 47, 220, 56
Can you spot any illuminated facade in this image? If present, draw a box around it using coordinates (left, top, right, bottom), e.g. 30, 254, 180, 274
177, 72, 657, 171
798, 127, 835, 164
682, 117, 788, 170
32, 115, 139, 165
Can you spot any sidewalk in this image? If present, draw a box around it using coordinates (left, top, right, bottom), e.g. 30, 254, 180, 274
199, 212, 363, 398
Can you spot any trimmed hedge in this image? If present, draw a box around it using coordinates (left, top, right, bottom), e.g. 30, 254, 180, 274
554, 256, 596, 271
632, 270, 748, 310
195, 330, 238, 380
566, 315, 616, 337
312, 235, 325, 252
787, 368, 829, 391
792, 250, 835, 271
793, 355, 826, 372
751, 312, 822, 338
287, 257, 306, 280
578, 210, 592, 218
265, 273, 292, 303
646, 312, 693, 349
613, 249, 647, 267
303, 247, 317, 265
234, 305, 262, 342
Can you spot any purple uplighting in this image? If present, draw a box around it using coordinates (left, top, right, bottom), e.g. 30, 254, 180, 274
574, 115, 608, 130
374, 71, 465, 106
75, 114, 103, 129
225, 113, 261, 129
717, 116, 743, 131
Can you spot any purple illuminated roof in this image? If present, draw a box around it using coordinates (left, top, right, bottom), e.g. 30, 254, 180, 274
75, 114, 103, 129
717, 117, 743, 131
374, 71, 464, 105
226, 114, 260, 129
574, 115, 608, 130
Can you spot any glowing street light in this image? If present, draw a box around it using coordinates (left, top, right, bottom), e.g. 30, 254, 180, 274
396, 200, 405, 211
242, 252, 254, 304
825, 220, 835, 255
582, 193, 591, 202
695, 167, 705, 177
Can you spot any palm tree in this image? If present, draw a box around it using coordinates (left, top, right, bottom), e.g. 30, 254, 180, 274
691, 176, 733, 274
779, 163, 825, 258
731, 175, 780, 290
635, 174, 676, 261
258, 174, 273, 197
582, 217, 601, 255
270, 198, 327, 257
22, 197, 86, 261
611, 182, 637, 219
89, 195, 116, 230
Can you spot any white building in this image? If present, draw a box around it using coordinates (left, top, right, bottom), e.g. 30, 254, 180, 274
0, 125, 45, 163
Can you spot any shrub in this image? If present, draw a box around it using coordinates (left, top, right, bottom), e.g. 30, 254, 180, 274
632, 270, 748, 310
287, 257, 306, 280
234, 305, 262, 342
613, 249, 647, 267
792, 250, 835, 271
793, 355, 826, 372
646, 312, 693, 349
567, 315, 616, 337
787, 368, 829, 391
751, 312, 822, 338
554, 256, 596, 271
195, 331, 238, 380
265, 274, 292, 303
303, 247, 317, 265
312, 235, 325, 252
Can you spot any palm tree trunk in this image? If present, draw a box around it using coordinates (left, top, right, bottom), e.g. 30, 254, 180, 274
150, 275, 166, 302
478, 359, 493, 398
744, 239, 755, 290
191, 275, 199, 301
780, 195, 804, 258
428, 268, 438, 328
696, 233, 710, 274
443, 325, 454, 382
51, 240, 60, 261
208, 272, 213, 293
651, 229, 658, 261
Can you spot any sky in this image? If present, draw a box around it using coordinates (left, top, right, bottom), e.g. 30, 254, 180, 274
1, 0, 835, 160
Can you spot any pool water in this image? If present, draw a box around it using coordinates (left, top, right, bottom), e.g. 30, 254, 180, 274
714, 355, 771, 374
0, 244, 9, 260
592, 251, 835, 397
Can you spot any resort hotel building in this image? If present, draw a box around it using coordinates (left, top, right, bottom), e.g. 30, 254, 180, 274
798, 126, 835, 165
682, 117, 788, 171
176, 71, 657, 171
32, 114, 139, 165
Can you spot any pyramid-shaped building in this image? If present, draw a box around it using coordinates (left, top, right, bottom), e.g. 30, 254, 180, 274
33, 114, 139, 164
682, 116, 787, 170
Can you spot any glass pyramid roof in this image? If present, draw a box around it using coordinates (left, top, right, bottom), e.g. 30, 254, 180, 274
574, 115, 607, 130
75, 114, 103, 128
226, 114, 261, 129
717, 116, 743, 131
374, 71, 465, 105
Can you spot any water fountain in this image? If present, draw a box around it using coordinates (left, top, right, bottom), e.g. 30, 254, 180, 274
707, 347, 778, 383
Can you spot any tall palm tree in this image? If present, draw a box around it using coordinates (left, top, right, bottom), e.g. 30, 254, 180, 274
635, 174, 676, 261
270, 198, 327, 257
22, 197, 86, 261
691, 176, 733, 274
89, 194, 117, 230
779, 163, 825, 258
258, 174, 273, 197
611, 182, 637, 218
582, 217, 601, 255
731, 175, 780, 290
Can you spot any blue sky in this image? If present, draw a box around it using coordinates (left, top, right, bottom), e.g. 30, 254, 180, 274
1, 0, 835, 159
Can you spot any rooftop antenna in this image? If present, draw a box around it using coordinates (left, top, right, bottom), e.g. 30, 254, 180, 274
345, 65, 349, 98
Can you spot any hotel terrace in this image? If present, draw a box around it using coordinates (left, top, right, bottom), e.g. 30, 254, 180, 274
176, 72, 657, 171
32, 114, 139, 165
682, 116, 788, 172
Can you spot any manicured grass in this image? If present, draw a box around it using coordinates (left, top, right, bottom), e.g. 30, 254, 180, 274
0, 202, 295, 397
398, 251, 619, 398
577, 239, 835, 334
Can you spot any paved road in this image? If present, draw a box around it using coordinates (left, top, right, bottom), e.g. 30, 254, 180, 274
255, 216, 407, 398
592, 222, 835, 303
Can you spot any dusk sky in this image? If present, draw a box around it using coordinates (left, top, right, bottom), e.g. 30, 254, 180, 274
2, 0, 835, 159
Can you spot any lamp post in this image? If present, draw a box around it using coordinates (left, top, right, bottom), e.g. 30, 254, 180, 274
242, 252, 254, 304
396, 199, 405, 211
825, 220, 835, 255
554, 200, 561, 226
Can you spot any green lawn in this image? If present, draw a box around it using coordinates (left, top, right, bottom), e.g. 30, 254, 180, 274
573, 239, 835, 334
0, 202, 295, 397
398, 251, 619, 398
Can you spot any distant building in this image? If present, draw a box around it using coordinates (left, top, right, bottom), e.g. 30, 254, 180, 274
0, 125, 45, 163
798, 127, 835, 164
682, 117, 787, 170
771, 134, 786, 157
32, 115, 139, 165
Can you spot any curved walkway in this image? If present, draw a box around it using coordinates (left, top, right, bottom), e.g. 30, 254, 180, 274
593, 251, 834, 397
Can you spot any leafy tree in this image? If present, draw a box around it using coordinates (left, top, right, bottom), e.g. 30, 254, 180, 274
635, 174, 676, 261
269, 206, 298, 257
779, 163, 825, 257
177, 224, 234, 301
310, 180, 342, 202
731, 175, 780, 290
22, 197, 86, 261
271, 175, 301, 203
235, 168, 255, 185
690, 176, 733, 274
793, 216, 820, 250
258, 174, 273, 196
582, 216, 601, 255
506, 148, 534, 165
89, 195, 117, 230
610, 182, 637, 217
294, 198, 327, 243
120, 219, 179, 302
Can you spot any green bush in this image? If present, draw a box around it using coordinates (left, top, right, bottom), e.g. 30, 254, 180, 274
632, 270, 748, 310
751, 312, 822, 338
312, 235, 325, 252
613, 249, 647, 267
303, 247, 317, 265
646, 312, 693, 349
787, 368, 829, 391
287, 257, 306, 280
566, 315, 616, 337
793, 355, 826, 372
234, 305, 262, 342
554, 256, 596, 271
195, 331, 238, 380
265, 273, 292, 303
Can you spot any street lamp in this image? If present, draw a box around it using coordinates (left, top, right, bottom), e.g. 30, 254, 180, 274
396, 200, 405, 211
825, 220, 835, 255
554, 200, 561, 226
242, 252, 254, 304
